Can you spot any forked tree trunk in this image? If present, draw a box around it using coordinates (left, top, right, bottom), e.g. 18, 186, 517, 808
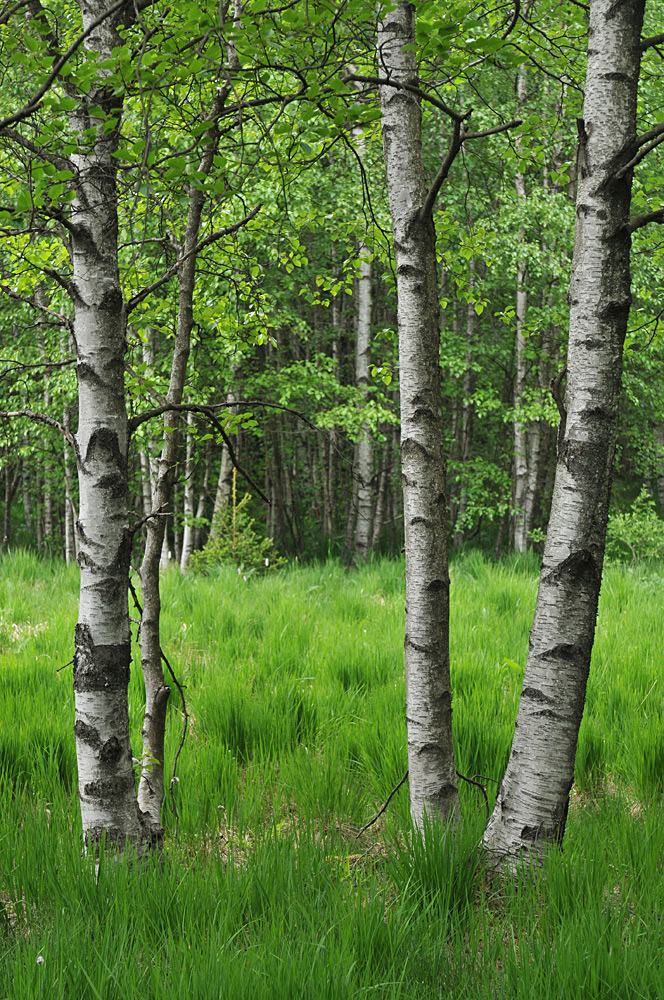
71, 0, 148, 852
483, 0, 645, 865
378, 2, 458, 827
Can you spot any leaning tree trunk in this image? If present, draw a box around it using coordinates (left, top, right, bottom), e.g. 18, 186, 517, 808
71, 0, 148, 852
483, 0, 645, 865
137, 88, 227, 829
378, 2, 458, 827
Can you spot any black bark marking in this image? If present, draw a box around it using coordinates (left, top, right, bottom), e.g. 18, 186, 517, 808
521, 686, 553, 704
100, 735, 124, 767
94, 472, 126, 498
74, 719, 102, 749
520, 824, 544, 842
84, 426, 124, 468
74, 623, 130, 692
401, 437, 431, 460
83, 774, 134, 798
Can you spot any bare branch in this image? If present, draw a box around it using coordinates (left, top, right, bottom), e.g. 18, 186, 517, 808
616, 127, 664, 179
128, 402, 269, 503
418, 118, 521, 223
0, 127, 74, 172
125, 204, 261, 314
627, 207, 664, 233
0, 0, 32, 26
641, 31, 664, 51
0, 408, 77, 454
462, 118, 522, 141
419, 120, 463, 223
342, 72, 466, 122
0, 284, 73, 328
355, 770, 409, 838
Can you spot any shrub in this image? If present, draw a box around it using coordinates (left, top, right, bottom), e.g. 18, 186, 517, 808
189, 470, 286, 576
605, 488, 664, 563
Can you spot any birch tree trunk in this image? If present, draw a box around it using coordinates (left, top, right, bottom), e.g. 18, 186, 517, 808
137, 89, 227, 829
378, 1, 458, 826
71, 0, 148, 852
512, 63, 531, 553
179, 406, 196, 572
454, 267, 476, 547
483, 0, 645, 865
351, 240, 375, 561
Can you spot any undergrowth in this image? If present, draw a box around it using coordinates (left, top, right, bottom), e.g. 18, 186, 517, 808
0, 550, 663, 998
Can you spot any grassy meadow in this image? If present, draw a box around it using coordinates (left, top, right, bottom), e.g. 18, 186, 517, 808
1, 550, 663, 998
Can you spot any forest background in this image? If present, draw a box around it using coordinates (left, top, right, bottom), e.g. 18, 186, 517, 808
2, 0, 663, 568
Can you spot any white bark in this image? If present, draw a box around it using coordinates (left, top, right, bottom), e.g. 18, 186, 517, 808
483, 0, 645, 865
378, 2, 458, 826
352, 239, 374, 561
512, 20, 531, 553
71, 0, 147, 851
180, 405, 196, 572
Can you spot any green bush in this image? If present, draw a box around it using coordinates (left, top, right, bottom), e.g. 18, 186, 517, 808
189, 471, 286, 576
605, 487, 664, 563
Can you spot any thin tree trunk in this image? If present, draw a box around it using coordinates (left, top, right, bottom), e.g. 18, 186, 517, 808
483, 0, 645, 865
21, 459, 35, 539
512, 47, 531, 553
454, 265, 476, 547
137, 82, 230, 828
378, 2, 458, 827
180, 406, 196, 572
193, 437, 212, 550
352, 232, 375, 562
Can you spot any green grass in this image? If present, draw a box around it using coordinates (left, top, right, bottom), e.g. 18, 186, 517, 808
1, 550, 663, 998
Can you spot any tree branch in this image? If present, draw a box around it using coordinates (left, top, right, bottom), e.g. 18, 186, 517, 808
616, 129, 664, 179
125, 204, 261, 314
419, 120, 463, 223
641, 31, 664, 50
418, 118, 521, 223
0, 284, 72, 328
0, 408, 78, 457
0, 0, 127, 129
627, 207, 664, 233
128, 403, 269, 503
342, 72, 466, 122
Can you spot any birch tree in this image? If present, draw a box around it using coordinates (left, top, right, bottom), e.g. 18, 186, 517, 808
68, 0, 149, 852
372, 1, 519, 825
483, 0, 650, 865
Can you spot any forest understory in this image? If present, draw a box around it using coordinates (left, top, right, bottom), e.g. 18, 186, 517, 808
1, 552, 663, 1000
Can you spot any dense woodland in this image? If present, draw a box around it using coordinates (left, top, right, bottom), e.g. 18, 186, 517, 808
0, 0, 663, 856
2, 0, 663, 568
2, 1, 664, 994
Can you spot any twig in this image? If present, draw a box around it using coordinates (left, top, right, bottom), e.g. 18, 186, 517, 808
456, 769, 489, 819
636, 679, 657, 711
0, 0, 127, 129
125, 205, 261, 313
128, 402, 269, 503
355, 770, 408, 838
56, 657, 74, 673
